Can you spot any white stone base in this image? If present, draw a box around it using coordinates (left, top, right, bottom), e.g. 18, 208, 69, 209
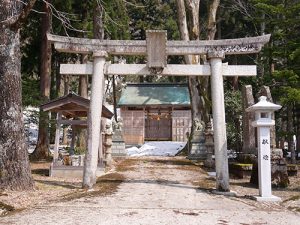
50, 165, 105, 179
252, 195, 282, 202
207, 172, 216, 177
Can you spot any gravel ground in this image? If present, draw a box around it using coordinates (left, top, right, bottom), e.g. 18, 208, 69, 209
1, 157, 300, 225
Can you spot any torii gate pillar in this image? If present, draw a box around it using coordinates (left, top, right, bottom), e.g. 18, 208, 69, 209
208, 51, 230, 191
83, 51, 107, 189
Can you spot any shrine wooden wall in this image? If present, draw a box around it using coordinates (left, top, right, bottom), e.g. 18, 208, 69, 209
172, 110, 192, 142
121, 109, 145, 145
121, 107, 191, 145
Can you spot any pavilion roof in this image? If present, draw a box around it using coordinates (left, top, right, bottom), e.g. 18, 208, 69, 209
118, 83, 190, 106
40, 93, 113, 119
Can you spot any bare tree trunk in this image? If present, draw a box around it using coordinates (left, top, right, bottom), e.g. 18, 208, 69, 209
232, 56, 239, 90
297, 131, 300, 160
61, 75, 70, 145
297, 104, 300, 158
73, 2, 89, 150
177, 0, 203, 133
55, 56, 61, 98
0, 0, 36, 190
32, 0, 52, 160
93, 3, 104, 40
176, 0, 220, 154
79, 4, 89, 100
279, 108, 287, 149
201, 0, 220, 118
288, 104, 296, 163
77, 54, 89, 150
112, 75, 118, 122
79, 75, 88, 98
207, 0, 220, 40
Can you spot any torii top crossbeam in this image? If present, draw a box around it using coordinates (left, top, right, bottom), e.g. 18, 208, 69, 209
47, 31, 270, 56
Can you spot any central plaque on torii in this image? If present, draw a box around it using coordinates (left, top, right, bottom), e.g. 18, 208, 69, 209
146, 30, 167, 73
48, 30, 270, 191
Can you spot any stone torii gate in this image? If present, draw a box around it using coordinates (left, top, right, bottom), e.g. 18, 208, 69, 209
48, 30, 270, 191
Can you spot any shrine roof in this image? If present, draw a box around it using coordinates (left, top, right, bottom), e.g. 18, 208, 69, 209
40, 93, 113, 119
118, 83, 190, 106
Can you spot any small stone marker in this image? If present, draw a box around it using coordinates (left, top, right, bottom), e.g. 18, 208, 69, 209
104, 123, 113, 166
112, 119, 126, 157
246, 96, 282, 202
204, 121, 214, 168
189, 119, 207, 160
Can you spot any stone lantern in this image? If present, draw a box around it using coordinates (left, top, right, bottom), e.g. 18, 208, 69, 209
246, 96, 282, 201
104, 124, 113, 167
204, 121, 214, 168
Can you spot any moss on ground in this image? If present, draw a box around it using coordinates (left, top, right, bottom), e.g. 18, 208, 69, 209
60, 173, 125, 201
287, 206, 300, 212
283, 195, 300, 203
31, 169, 49, 176
230, 163, 253, 170
192, 177, 215, 190
115, 158, 138, 172
142, 158, 195, 166
0, 201, 15, 217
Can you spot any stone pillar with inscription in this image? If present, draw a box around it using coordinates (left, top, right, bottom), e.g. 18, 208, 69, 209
259, 86, 289, 187
246, 96, 281, 201
204, 121, 215, 168
259, 86, 276, 148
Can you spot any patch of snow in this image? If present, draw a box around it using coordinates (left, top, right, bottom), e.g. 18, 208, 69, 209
227, 149, 237, 159
207, 172, 216, 177
126, 141, 186, 157
23, 107, 39, 152
126, 146, 140, 156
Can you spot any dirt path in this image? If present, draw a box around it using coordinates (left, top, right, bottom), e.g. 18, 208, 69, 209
1, 157, 300, 225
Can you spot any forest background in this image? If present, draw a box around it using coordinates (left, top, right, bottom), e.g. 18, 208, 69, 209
21, 0, 299, 157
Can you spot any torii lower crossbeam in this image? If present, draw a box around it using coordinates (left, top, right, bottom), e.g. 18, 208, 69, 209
60, 63, 257, 77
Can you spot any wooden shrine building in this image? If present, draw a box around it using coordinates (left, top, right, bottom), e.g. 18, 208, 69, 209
118, 83, 192, 145
40, 93, 113, 178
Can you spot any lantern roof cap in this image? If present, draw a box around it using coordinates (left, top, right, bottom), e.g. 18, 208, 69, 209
246, 96, 281, 112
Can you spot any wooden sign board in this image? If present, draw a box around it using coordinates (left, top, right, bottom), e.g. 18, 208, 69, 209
146, 30, 167, 70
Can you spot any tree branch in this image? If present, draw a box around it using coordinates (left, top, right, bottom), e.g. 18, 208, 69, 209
11, 0, 37, 30
207, 0, 220, 40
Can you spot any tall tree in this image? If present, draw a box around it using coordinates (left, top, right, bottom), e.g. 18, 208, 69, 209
31, 0, 52, 160
176, 0, 220, 147
0, 0, 36, 190
176, 0, 203, 144
251, 0, 300, 162
72, 1, 92, 150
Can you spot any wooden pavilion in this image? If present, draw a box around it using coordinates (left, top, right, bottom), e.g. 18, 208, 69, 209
41, 93, 113, 178
118, 83, 192, 145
